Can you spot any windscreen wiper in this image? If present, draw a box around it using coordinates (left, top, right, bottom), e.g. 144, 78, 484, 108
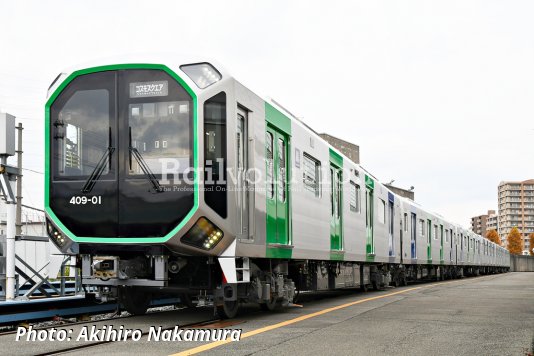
129, 147, 163, 193
129, 125, 163, 193
81, 128, 115, 193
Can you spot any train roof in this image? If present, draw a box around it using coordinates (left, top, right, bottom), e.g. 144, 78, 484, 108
47, 54, 231, 100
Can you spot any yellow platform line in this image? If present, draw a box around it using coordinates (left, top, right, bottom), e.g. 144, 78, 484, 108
170, 286, 424, 356
170, 276, 491, 356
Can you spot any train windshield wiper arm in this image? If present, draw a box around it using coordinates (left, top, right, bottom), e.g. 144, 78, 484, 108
81, 128, 114, 193
81, 147, 115, 193
128, 126, 163, 193
129, 147, 163, 193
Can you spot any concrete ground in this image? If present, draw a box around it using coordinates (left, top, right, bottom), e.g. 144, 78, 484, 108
2, 272, 533, 356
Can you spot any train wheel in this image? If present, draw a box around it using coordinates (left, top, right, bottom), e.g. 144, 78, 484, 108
260, 296, 278, 311
217, 300, 239, 319
293, 287, 301, 304
119, 287, 151, 315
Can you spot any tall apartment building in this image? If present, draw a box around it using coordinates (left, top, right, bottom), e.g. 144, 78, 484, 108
470, 210, 495, 237
487, 212, 498, 233
498, 179, 534, 253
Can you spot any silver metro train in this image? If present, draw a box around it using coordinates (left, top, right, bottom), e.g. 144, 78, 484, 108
45, 56, 509, 318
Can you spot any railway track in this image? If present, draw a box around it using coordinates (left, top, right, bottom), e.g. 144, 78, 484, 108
0, 296, 181, 330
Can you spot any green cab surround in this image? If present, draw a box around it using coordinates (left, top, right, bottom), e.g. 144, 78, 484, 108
45, 63, 198, 243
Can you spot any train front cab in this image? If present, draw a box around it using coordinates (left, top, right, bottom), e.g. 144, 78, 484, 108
43, 62, 252, 310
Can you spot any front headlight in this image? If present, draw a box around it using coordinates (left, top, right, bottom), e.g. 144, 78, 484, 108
180, 217, 223, 250
47, 220, 67, 248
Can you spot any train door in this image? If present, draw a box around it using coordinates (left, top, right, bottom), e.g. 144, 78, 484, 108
455, 233, 458, 264
449, 229, 456, 263
388, 194, 394, 257
330, 165, 343, 250
265, 125, 289, 245
365, 175, 374, 256
466, 236, 471, 262
400, 215, 404, 264
440, 225, 444, 262
470, 237, 473, 263
411, 213, 417, 259
427, 219, 432, 262
460, 233, 464, 263
236, 109, 248, 239
118, 70, 195, 237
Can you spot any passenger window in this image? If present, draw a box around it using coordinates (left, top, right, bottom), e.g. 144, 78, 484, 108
204, 92, 227, 217
377, 199, 386, 224
419, 219, 425, 236
349, 181, 361, 213
329, 168, 342, 218
330, 168, 334, 216
303, 153, 321, 197
278, 138, 286, 202
265, 132, 274, 199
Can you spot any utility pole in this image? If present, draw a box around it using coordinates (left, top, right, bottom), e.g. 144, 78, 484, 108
0, 113, 18, 300
15, 123, 22, 236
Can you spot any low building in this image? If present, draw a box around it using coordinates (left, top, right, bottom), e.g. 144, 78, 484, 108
319, 133, 360, 164
384, 184, 415, 201
471, 210, 495, 237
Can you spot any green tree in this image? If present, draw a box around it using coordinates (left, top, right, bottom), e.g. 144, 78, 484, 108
485, 229, 501, 245
507, 227, 523, 255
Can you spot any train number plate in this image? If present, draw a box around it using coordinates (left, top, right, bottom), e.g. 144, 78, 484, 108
69, 196, 102, 205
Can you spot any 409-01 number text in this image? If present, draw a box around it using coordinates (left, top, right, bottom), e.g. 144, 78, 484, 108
69, 196, 102, 205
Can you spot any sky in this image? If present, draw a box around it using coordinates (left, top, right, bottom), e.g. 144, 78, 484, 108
0, 0, 533, 227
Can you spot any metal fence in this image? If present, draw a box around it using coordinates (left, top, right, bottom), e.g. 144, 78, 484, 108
510, 255, 534, 272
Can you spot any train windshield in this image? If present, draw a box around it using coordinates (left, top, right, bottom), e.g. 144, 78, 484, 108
52, 70, 193, 180
53, 72, 115, 178
128, 100, 190, 175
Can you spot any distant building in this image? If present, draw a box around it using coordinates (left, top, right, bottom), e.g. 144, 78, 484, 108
471, 210, 495, 237
487, 212, 498, 233
317, 134, 413, 200
498, 179, 534, 253
384, 184, 415, 201
319, 133, 360, 164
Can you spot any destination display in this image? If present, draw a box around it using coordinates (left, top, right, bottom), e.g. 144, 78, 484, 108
129, 81, 168, 98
